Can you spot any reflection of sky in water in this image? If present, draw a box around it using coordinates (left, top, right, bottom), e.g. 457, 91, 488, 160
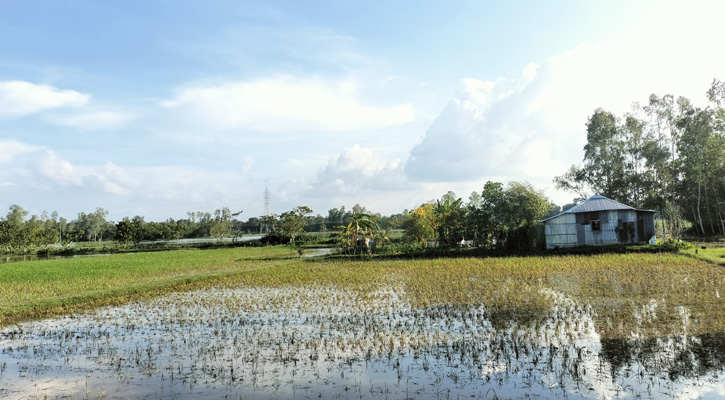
1, 286, 725, 399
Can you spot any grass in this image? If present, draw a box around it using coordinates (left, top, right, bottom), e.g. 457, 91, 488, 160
0, 246, 298, 326
682, 241, 725, 266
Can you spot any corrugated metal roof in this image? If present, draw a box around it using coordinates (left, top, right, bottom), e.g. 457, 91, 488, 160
542, 195, 655, 222
563, 195, 635, 214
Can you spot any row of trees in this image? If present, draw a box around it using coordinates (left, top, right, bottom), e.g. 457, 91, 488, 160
403, 182, 555, 251
0, 201, 404, 253
0, 206, 114, 251
555, 79, 725, 237
0, 206, 247, 252
1, 182, 553, 254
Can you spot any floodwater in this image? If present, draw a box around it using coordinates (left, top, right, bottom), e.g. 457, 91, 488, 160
1, 285, 724, 399
0, 253, 118, 264
0, 236, 265, 264
142, 236, 263, 245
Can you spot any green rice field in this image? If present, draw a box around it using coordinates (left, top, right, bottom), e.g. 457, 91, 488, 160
2, 247, 725, 399
0, 246, 298, 326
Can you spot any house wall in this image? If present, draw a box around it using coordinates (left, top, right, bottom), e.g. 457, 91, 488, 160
544, 213, 577, 249
545, 210, 654, 249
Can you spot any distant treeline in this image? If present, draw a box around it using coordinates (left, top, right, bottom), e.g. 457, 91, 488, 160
0, 203, 407, 253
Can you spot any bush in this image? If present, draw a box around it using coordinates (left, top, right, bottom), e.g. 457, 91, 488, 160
658, 238, 695, 251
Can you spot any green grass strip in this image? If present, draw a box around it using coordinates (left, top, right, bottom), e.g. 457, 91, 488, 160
0, 246, 297, 326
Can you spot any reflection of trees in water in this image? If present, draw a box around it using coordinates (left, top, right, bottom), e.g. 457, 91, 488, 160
481, 297, 725, 396
600, 332, 725, 381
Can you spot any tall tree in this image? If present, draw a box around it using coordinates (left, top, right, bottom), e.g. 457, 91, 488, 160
582, 109, 628, 201
434, 192, 465, 246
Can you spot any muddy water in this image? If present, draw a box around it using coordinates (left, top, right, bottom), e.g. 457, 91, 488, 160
1, 285, 724, 399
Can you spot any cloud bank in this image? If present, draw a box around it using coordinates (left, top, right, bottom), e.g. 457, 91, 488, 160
162, 75, 414, 132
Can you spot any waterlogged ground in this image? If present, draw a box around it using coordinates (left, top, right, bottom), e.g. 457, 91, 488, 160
2, 254, 725, 399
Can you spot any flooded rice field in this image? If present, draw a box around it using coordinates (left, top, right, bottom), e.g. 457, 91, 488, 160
2, 281, 724, 399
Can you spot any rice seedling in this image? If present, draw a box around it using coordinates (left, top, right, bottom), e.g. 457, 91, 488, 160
0, 246, 297, 326
1, 249, 725, 398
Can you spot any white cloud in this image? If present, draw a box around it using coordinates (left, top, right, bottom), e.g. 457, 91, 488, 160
311, 144, 407, 196
47, 110, 134, 131
0, 140, 42, 163
0, 81, 89, 119
36, 151, 83, 186
162, 75, 414, 132
31, 151, 232, 201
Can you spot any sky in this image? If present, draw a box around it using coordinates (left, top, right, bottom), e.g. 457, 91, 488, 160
1, 0, 724, 222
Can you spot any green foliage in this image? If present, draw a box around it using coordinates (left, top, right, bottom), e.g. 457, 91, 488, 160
209, 207, 241, 241
116, 216, 147, 247
401, 181, 553, 253
337, 212, 383, 254
556, 80, 725, 238
403, 203, 436, 246
434, 192, 465, 246
658, 238, 695, 251
275, 206, 313, 243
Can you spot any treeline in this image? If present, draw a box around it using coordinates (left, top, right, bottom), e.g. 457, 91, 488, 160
255, 181, 556, 253
556, 79, 725, 237
403, 181, 555, 252
0, 202, 408, 253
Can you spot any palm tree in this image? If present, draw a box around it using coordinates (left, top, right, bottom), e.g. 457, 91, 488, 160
338, 213, 382, 253
434, 195, 465, 246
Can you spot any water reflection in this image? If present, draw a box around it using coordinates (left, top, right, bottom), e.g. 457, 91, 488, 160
0, 236, 265, 264
1, 285, 724, 399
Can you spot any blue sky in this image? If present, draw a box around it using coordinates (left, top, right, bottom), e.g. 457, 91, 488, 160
1, 0, 724, 221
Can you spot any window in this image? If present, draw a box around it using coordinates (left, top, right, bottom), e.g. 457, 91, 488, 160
591, 220, 601, 231
581, 211, 600, 225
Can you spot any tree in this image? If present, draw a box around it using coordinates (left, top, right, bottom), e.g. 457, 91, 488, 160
0, 205, 29, 251
276, 206, 313, 242
116, 216, 146, 247
326, 207, 345, 227
677, 104, 724, 235
434, 192, 465, 246
581, 109, 628, 201
500, 182, 554, 252
339, 212, 381, 253
210, 207, 241, 241
464, 181, 553, 251
403, 203, 436, 246
622, 114, 648, 208
477, 181, 508, 247
645, 94, 684, 197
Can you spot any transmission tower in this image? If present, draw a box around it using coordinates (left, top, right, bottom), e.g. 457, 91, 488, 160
261, 186, 271, 234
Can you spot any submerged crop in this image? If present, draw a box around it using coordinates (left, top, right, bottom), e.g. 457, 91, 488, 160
2, 251, 725, 399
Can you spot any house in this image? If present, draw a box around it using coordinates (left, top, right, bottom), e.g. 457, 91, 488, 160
543, 195, 656, 249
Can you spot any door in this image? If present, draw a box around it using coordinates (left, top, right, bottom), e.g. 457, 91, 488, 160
637, 212, 645, 243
